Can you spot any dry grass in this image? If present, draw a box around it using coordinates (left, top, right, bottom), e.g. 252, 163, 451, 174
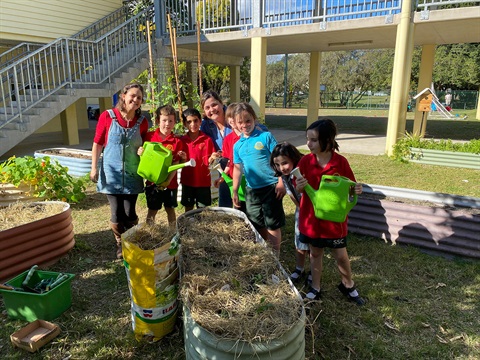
0, 201, 65, 231
178, 211, 302, 342
0, 176, 479, 359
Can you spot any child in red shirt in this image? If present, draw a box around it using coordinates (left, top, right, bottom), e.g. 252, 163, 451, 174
295, 119, 365, 304
180, 108, 221, 212
139, 105, 186, 226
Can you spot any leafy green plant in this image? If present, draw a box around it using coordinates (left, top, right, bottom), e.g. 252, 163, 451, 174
392, 132, 480, 161
0, 156, 87, 203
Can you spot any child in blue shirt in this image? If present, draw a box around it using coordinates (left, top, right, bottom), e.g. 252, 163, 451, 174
232, 102, 285, 256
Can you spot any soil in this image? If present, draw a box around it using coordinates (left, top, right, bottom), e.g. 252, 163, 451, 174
37, 149, 91, 159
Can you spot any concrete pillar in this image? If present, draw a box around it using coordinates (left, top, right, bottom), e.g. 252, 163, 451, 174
307, 52, 321, 127
385, 0, 414, 156
60, 103, 80, 145
99, 97, 113, 113
229, 65, 241, 103
76, 97, 89, 130
413, 45, 435, 136
250, 37, 267, 120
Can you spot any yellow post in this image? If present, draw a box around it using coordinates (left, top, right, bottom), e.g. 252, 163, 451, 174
60, 103, 80, 145
99, 97, 113, 113
307, 52, 322, 127
76, 97, 89, 130
229, 65, 241, 103
413, 45, 435, 136
476, 86, 480, 120
250, 37, 267, 120
385, 0, 414, 156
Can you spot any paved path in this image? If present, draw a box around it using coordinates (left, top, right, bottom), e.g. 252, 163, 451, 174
270, 129, 386, 155
2, 119, 387, 161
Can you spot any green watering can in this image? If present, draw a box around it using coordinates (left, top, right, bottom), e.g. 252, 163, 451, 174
291, 168, 357, 222
137, 142, 196, 184
213, 163, 247, 202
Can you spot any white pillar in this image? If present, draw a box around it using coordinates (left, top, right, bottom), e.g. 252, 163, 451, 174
229, 65, 241, 103
60, 102, 80, 145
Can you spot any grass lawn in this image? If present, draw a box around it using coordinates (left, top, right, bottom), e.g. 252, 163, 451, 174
265, 108, 479, 141
1, 112, 479, 359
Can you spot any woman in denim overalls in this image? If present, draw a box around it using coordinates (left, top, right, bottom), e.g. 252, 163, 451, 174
90, 83, 149, 259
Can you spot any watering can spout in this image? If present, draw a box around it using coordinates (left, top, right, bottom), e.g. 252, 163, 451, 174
168, 159, 196, 173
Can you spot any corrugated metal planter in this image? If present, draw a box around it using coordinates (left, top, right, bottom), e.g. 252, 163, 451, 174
34, 148, 92, 177
349, 193, 480, 260
0, 201, 75, 282
183, 304, 306, 360
408, 148, 480, 169
0, 183, 38, 206
178, 207, 306, 360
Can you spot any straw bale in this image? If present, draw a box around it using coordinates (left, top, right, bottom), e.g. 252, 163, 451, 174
126, 223, 176, 250
178, 210, 302, 342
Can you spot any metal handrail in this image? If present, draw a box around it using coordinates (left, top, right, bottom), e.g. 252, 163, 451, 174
0, 43, 44, 68
0, 6, 154, 130
72, 5, 131, 40
0, 5, 131, 68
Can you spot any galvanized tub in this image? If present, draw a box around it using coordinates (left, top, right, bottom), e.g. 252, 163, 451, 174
34, 148, 92, 177
177, 207, 306, 360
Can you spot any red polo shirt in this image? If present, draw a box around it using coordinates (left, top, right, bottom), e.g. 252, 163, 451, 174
222, 131, 240, 177
297, 152, 356, 239
144, 130, 186, 189
180, 132, 216, 187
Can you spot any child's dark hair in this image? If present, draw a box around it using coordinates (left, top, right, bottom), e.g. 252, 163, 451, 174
306, 118, 339, 152
182, 108, 202, 124
270, 142, 303, 177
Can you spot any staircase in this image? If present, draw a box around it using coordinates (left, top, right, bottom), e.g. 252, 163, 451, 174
0, 6, 154, 157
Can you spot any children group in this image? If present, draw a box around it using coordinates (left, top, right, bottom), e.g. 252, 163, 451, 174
90, 83, 365, 305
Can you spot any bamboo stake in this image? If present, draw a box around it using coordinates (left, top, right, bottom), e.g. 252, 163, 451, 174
167, 14, 183, 118
196, 21, 203, 97
146, 20, 155, 104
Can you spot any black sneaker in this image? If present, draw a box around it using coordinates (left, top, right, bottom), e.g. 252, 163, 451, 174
304, 287, 321, 301
338, 282, 366, 306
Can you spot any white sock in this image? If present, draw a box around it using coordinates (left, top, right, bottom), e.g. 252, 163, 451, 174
290, 267, 304, 279
349, 289, 359, 297
306, 287, 320, 300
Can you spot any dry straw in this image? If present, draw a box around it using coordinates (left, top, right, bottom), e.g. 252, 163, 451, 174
178, 210, 302, 342
125, 223, 176, 250
0, 201, 65, 231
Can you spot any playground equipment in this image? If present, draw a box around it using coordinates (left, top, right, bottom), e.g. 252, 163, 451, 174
137, 142, 195, 184
291, 168, 357, 222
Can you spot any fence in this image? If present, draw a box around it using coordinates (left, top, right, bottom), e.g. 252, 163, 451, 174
266, 90, 479, 110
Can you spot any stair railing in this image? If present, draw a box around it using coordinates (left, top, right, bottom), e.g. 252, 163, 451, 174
0, 6, 154, 130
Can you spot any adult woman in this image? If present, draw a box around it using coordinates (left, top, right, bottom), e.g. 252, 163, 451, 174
200, 90, 233, 207
90, 83, 149, 259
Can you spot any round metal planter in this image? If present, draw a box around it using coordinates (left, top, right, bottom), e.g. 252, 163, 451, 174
0, 201, 75, 282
